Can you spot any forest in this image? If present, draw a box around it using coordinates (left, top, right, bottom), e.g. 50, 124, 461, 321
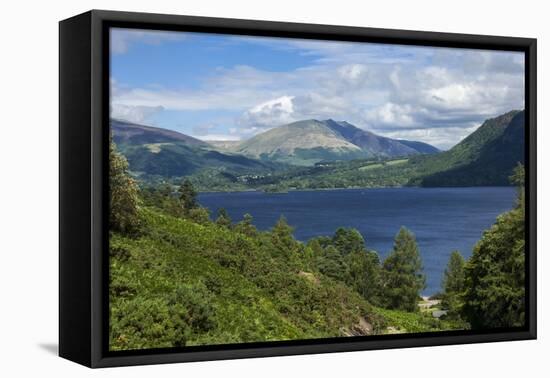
109, 140, 526, 350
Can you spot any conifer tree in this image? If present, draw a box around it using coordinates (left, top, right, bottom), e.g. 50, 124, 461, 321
381, 227, 425, 311
178, 178, 198, 214
441, 250, 465, 316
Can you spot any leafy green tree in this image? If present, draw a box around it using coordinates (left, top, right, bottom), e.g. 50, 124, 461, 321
187, 207, 211, 225
381, 227, 425, 312
178, 178, 198, 214
332, 228, 366, 255
109, 140, 140, 234
510, 162, 525, 208
316, 245, 349, 282
462, 164, 525, 329
234, 213, 257, 237
272, 216, 294, 247
215, 208, 232, 228
270, 216, 303, 266
441, 251, 465, 316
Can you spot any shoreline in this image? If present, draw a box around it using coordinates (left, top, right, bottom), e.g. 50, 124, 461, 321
197, 185, 515, 195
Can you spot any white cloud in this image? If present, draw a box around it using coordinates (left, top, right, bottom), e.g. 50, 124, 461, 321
111, 28, 185, 55
111, 38, 525, 148
239, 96, 296, 129
110, 103, 164, 124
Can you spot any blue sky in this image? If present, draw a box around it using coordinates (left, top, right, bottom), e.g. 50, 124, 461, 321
110, 28, 525, 149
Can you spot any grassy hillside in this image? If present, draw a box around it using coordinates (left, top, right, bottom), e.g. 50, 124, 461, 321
110, 207, 382, 350
110, 205, 465, 350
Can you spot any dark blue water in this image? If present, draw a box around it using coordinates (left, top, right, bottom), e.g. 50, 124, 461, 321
198, 187, 516, 295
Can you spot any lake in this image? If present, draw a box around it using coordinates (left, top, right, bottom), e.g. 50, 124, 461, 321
198, 187, 517, 295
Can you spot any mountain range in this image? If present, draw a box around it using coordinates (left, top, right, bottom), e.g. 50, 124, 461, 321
110, 110, 524, 188
111, 118, 440, 175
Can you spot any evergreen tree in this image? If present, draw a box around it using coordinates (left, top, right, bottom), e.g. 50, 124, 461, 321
381, 227, 425, 312
345, 250, 382, 305
215, 208, 232, 228
332, 228, 366, 255
178, 179, 198, 214
441, 250, 465, 316
271, 216, 296, 252
109, 140, 140, 234
316, 245, 349, 282
462, 164, 525, 329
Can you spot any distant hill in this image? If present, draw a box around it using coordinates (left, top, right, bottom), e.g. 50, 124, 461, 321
411, 110, 525, 186
111, 119, 208, 147
235, 119, 439, 166
111, 119, 274, 178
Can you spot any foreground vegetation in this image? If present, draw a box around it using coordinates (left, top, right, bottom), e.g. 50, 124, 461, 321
108, 141, 525, 350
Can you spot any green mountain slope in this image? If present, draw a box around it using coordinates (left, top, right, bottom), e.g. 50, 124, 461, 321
236, 119, 439, 166
111, 119, 276, 179
110, 208, 383, 350
412, 110, 525, 186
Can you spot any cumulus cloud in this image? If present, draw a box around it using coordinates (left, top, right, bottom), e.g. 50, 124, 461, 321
239, 96, 296, 129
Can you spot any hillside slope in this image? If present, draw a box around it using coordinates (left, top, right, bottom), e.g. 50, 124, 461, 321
110, 206, 463, 350
412, 110, 525, 186
110, 208, 383, 350
112, 119, 208, 147
111, 119, 275, 178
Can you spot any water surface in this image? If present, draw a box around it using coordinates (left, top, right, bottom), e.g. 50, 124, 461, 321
198, 187, 516, 295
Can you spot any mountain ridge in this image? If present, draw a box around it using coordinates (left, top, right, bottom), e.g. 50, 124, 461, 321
235, 119, 439, 166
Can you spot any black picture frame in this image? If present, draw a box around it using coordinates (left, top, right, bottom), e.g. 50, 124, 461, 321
59, 9, 537, 368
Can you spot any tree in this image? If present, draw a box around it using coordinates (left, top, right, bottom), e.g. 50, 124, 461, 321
178, 179, 198, 214
215, 208, 232, 228
441, 251, 465, 316
316, 245, 349, 282
332, 228, 366, 255
271, 216, 298, 253
109, 140, 140, 234
462, 164, 525, 329
234, 213, 257, 237
381, 227, 425, 312
510, 162, 525, 208
345, 250, 382, 305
